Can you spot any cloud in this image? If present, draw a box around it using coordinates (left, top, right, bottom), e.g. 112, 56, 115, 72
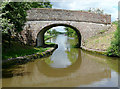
51, 0, 119, 21
51, 26, 66, 32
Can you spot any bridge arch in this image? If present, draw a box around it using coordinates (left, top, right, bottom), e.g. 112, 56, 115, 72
37, 23, 81, 47
21, 8, 111, 47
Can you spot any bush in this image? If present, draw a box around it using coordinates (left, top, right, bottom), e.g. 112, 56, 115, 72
107, 26, 120, 57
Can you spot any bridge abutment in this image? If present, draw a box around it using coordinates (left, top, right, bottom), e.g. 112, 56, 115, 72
37, 31, 45, 47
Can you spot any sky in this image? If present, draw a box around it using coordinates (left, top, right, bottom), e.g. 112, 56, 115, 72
49, 0, 119, 32
51, 0, 119, 22
51, 26, 66, 32
14, 0, 119, 32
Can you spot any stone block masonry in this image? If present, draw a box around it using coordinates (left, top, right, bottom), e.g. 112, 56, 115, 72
20, 8, 111, 47
27, 8, 111, 24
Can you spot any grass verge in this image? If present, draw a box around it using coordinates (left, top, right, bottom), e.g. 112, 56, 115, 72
2, 41, 51, 60
84, 24, 117, 52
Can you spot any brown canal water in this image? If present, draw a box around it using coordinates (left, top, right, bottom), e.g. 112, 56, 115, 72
2, 34, 119, 87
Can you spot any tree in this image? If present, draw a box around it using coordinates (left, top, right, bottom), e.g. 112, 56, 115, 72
107, 25, 120, 57
1, 2, 31, 33
1, 1, 52, 34
1, 2, 52, 47
64, 27, 77, 37
51, 29, 57, 36
0, 2, 14, 33
1, 2, 52, 33
30, 2, 52, 8
1, 2, 31, 48
88, 8, 104, 14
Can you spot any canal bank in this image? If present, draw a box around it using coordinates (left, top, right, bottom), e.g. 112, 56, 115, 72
2, 43, 58, 68
82, 24, 117, 56
81, 46, 106, 55
2, 34, 119, 87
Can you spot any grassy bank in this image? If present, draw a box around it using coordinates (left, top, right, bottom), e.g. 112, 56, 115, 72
84, 23, 117, 52
2, 41, 52, 60
44, 35, 55, 41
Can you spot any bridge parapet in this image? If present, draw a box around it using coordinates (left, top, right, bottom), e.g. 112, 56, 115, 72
27, 8, 111, 24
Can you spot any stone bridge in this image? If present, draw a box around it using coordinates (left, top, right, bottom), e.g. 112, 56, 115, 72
20, 8, 111, 47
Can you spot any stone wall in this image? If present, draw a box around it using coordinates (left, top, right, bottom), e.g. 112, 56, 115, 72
27, 8, 111, 24
21, 21, 111, 46
20, 8, 111, 47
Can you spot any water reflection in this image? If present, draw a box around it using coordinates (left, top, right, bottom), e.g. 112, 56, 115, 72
2, 34, 118, 87
36, 49, 82, 77
46, 35, 78, 68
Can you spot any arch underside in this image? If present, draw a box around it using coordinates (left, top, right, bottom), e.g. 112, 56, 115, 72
21, 21, 111, 47
37, 23, 81, 47
25, 8, 111, 47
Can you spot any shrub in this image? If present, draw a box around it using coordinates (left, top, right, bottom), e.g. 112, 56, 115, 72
107, 26, 120, 57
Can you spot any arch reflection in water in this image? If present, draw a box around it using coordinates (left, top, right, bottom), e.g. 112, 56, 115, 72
46, 35, 79, 68
2, 34, 112, 87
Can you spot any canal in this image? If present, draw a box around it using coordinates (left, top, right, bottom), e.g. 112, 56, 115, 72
2, 34, 119, 87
